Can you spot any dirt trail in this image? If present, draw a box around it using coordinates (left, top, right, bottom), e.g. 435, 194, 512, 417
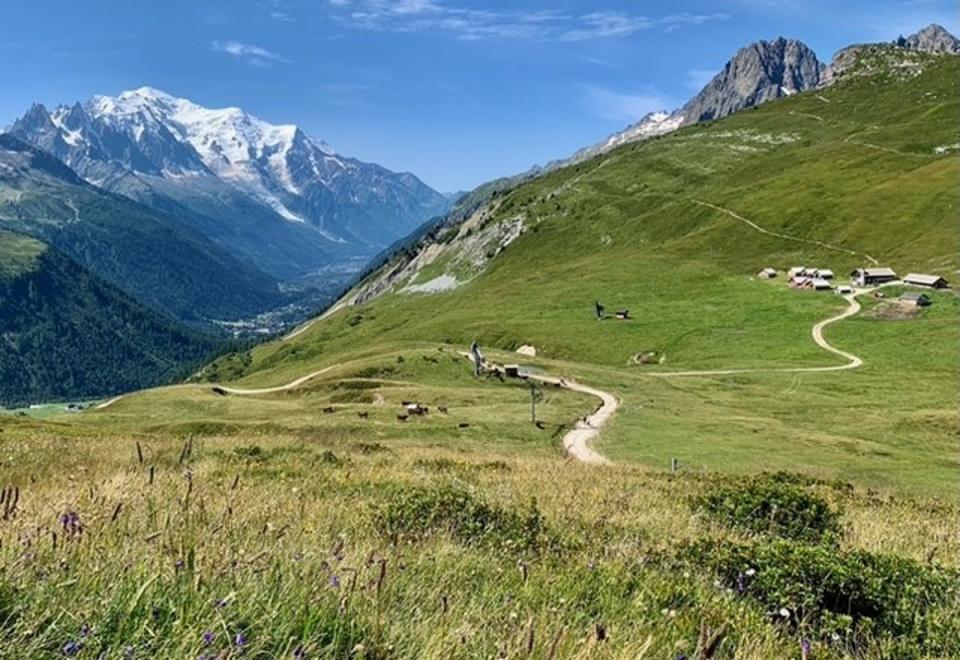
646, 289, 874, 378
692, 200, 880, 266
462, 353, 615, 465
218, 365, 338, 395
283, 300, 348, 342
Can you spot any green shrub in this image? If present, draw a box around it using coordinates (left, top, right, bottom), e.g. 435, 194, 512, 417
683, 538, 960, 655
692, 473, 841, 542
374, 485, 557, 554
233, 445, 266, 462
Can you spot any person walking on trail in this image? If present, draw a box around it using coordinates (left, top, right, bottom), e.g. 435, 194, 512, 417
594, 300, 605, 320
470, 340, 484, 376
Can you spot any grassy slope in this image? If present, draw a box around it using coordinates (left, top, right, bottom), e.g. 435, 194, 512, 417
0, 229, 45, 278
142, 49, 958, 495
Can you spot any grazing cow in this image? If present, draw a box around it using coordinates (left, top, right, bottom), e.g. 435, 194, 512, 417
458, 422, 470, 429
322, 406, 336, 414
357, 411, 369, 419
397, 414, 409, 422
437, 406, 449, 414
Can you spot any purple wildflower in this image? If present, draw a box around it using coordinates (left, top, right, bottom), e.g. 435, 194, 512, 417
329, 574, 341, 589
293, 646, 306, 659
235, 632, 248, 647
213, 598, 228, 609
60, 511, 82, 537
62, 640, 82, 656
802, 639, 812, 659
202, 630, 215, 646
737, 572, 746, 593
676, 655, 687, 660
175, 559, 185, 571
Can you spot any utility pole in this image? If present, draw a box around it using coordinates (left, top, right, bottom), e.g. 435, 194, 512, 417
529, 380, 537, 424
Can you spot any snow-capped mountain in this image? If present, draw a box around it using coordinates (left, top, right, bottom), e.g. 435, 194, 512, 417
9, 88, 451, 278
567, 111, 685, 164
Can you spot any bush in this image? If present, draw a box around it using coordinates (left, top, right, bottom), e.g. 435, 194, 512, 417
683, 538, 960, 654
692, 473, 841, 542
374, 485, 557, 554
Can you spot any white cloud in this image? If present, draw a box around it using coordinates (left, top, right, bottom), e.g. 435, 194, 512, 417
560, 12, 654, 41
585, 86, 676, 123
212, 40, 290, 65
327, 1, 728, 41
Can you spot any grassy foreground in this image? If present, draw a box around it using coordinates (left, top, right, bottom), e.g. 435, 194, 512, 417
0, 426, 957, 658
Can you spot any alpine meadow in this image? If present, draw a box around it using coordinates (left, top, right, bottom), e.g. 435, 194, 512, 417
0, 7, 958, 660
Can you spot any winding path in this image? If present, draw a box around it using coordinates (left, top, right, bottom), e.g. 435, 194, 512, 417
217, 365, 338, 395
644, 290, 869, 378
462, 353, 615, 465
692, 200, 880, 266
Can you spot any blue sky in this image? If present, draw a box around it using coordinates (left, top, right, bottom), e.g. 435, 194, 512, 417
1, 0, 957, 191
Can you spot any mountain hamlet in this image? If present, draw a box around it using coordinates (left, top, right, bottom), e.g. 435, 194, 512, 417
1, 18, 959, 658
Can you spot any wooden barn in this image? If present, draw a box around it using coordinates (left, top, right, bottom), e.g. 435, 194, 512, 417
900, 292, 932, 307
902, 273, 948, 289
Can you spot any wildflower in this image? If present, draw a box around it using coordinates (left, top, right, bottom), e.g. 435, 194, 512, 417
123, 646, 136, 659
62, 641, 82, 656
79, 624, 91, 638
736, 572, 746, 593
60, 511, 82, 537
801, 639, 812, 659
235, 633, 248, 647
676, 655, 688, 660
175, 559, 185, 572
744, 568, 756, 577
202, 631, 215, 646
293, 646, 306, 659
213, 598, 228, 609
779, 607, 791, 618
329, 574, 341, 589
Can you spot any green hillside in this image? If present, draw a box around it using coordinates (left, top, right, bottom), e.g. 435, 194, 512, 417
0, 230, 221, 407
0, 134, 285, 322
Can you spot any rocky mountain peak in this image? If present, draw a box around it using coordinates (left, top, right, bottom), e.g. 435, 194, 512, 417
680, 37, 824, 123
13, 103, 56, 134
895, 24, 960, 54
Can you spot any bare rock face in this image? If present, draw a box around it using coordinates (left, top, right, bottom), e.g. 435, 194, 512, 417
896, 24, 960, 55
680, 37, 824, 123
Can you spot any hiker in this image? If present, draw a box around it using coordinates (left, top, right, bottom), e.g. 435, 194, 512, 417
594, 300, 605, 320
470, 340, 484, 376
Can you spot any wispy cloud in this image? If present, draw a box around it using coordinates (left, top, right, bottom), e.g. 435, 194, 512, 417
326, 1, 728, 41
211, 40, 290, 65
584, 85, 677, 122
